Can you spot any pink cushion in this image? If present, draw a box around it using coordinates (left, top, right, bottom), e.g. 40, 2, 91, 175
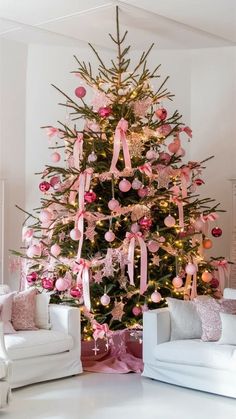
0, 293, 16, 334
194, 297, 236, 341
12, 289, 38, 331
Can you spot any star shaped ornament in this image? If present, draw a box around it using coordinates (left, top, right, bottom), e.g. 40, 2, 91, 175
85, 226, 97, 241
152, 255, 160, 266
111, 301, 125, 321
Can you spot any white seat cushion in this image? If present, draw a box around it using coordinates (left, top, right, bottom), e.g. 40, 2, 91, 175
154, 340, 236, 371
4, 330, 73, 360
0, 360, 8, 379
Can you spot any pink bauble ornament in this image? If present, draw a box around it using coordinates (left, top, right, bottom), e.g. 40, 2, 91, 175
42, 277, 54, 290
159, 152, 171, 164
108, 199, 120, 211
104, 230, 115, 242
84, 191, 97, 203
168, 140, 180, 154
147, 240, 160, 253
211, 227, 222, 238
50, 176, 60, 187
132, 178, 142, 190
70, 286, 82, 299
210, 278, 219, 288
172, 276, 183, 288
98, 106, 112, 118
26, 272, 38, 284
132, 306, 142, 316
138, 187, 149, 198
75, 86, 86, 98
119, 179, 132, 192
70, 228, 81, 241
146, 149, 157, 160
100, 294, 111, 306
155, 108, 167, 120
39, 209, 53, 223
39, 181, 50, 192
164, 215, 176, 228
151, 290, 162, 303
131, 223, 140, 233
50, 244, 61, 257
139, 217, 152, 231
26, 244, 41, 258
55, 277, 69, 292
185, 263, 197, 275
87, 151, 97, 163
51, 152, 61, 163
193, 218, 204, 232
201, 270, 213, 283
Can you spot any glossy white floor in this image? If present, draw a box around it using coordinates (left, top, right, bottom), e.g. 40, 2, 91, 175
1, 373, 235, 419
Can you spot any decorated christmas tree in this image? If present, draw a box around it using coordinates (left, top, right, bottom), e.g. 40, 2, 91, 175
15, 8, 227, 342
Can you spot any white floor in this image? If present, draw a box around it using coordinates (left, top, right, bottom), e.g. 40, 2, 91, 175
1, 373, 236, 419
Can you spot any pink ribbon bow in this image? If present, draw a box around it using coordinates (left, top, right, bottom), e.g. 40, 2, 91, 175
126, 232, 147, 295
92, 321, 111, 341
200, 212, 219, 235
110, 118, 131, 172
73, 133, 83, 170
139, 163, 152, 177
77, 259, 91, 311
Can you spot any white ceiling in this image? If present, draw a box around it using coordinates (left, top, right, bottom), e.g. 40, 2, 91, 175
0, 0, 235, 49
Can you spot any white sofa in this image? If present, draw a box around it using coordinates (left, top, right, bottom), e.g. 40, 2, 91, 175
0, 304, 82, 388
142, 288, 236, 398
0, 324, 11, 408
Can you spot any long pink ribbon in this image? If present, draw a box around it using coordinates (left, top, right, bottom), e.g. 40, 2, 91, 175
73, 133, 83, 170
180, 167, 191, 199
126, 232, 147, 295
110, 118, 131, 172
77, 259, 91, 311
215, 259, 229, 293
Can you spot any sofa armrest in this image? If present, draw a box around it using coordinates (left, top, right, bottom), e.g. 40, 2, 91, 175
49, 304, 81, 353
0, 323, 12, 380
143, 308, 170, 364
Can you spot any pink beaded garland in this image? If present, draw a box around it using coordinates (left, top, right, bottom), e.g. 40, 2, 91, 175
119, 179, 132, 192
75, 86, 86, 98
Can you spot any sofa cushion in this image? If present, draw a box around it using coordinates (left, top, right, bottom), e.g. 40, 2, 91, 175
166, 297, 202, 340
4, 330, 73, 360
153, 339, 236, 371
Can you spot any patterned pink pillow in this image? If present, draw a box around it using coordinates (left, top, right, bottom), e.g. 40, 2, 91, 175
194, 297, 236, 341
11, 289, 38, 331
0, 293, 16, 334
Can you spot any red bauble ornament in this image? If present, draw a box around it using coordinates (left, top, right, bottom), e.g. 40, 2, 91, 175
203, 238, 213, 249
210, 278, 219, 288
211, 227, 222, 238
195, 178, 205, 186
75, 86, 86, 98
155, 108, 167, 120
39, 181, 50, 192
98, 106, 112, 118
84, 191, 97, 203
139, 216, 152, 231
42, 277, 54, 290
26, 272, 38, 284
70, 286, 82, 299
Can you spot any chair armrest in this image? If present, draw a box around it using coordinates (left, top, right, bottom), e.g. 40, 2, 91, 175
143, 308, 170, 364
49, 304, 81, 352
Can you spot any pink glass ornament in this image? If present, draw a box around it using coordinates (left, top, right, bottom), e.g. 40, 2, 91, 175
70, 286, 82, 299
131, 223, 140, 233
26, 244, 41, 258
155, 108, 167, 120
84, 191, 97, 203
172, 276, 183, 288
87, 151, 97, 163
151, 290, 162, 303
55, 277, 69, 291
211, 227, 222, 237
98, 106, 112, 118
39, 209, 52, 223
104, 230, 115, 242
138, 187, 149, 198
26, 272, 38, 284
185, 263, 197, 275
159, 152, 171, 164
119, 179, 132, 192
51, 152, 61, 163
42, 277, 54, 290
147, 240, 160, 253
50, 244, 61, 257
100, 294, 111, 306
75, 86, 86, 98
201, 270, 213, 283
108, 199, 120, 211
39, 181, 50, 192
139, 217, 152, 231
164, 215, 176, 228
210, 278, 219, 288
132, 306, 142, 316
132, 178, 142, 190
70, 228, 81, 241
146, 149, 157, 160
50, 176, 60, 187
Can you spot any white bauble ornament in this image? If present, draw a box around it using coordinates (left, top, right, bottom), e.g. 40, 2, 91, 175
132, 178, 142, 190
87, 151, 97, 163
70, 228, 81, 241
185, 263, 197, 275
100, 294, 111, 306
164, 215, 176, 228
50, 244, 61, 257
26, 244, 41, 258
39, 209, 52, 223
104, 230, 115, 242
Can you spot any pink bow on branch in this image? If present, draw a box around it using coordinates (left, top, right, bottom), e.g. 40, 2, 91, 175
92, 320, 111, 341
139, 163, 152, 177
73, 133, 83, 170
77, 259, 91, 311
110, 118, 131, 172
200, 212, 219, 236
126, 232, 147, 295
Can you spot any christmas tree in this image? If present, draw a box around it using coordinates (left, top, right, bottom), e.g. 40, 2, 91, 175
15, 7, 227, 341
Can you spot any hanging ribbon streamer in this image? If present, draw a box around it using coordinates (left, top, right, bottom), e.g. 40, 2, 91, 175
190, 260, 198, 300
73, 133, 83, 170
110, 118, 131, 172
200, 212, 219, 236
126, 232, 147, 295
214, 259, 230, 293
177, 202, 184, 228
180, 167, 191, 199
184, 274, 192, 300
77, 259, 91, 311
